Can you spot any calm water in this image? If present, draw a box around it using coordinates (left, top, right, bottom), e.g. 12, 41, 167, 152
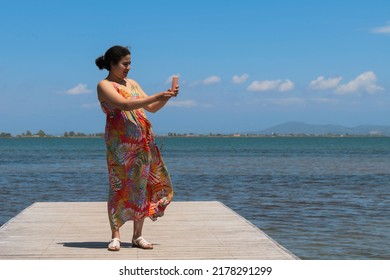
0, 137, 389, 259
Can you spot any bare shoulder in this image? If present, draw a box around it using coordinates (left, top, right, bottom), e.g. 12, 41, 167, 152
97, 79, 115, 102
98, 79, 116, 94
127, 78, 139, 87
97, 79, 110, 89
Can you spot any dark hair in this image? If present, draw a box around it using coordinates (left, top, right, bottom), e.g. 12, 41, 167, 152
95, 45, 131, 71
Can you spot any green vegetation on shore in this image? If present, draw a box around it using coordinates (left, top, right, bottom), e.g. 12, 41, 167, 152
3, 122, 390, 138
0, 130, 104, 138
1, 130, 389, 138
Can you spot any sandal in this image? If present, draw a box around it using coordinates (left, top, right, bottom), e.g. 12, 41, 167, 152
132, 236, 153, 249
108, 237, 121, 251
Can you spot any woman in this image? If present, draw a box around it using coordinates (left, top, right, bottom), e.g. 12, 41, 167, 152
95, 45, 176, 251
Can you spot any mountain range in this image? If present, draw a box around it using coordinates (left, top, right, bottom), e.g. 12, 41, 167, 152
257, 122, 390, 136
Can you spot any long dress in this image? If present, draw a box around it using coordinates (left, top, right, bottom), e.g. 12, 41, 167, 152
100, 80, 174, 230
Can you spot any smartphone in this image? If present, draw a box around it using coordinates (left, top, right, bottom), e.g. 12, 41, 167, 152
171, 76, 179, 91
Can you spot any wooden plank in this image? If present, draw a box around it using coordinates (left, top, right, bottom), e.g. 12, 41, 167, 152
0, 201, 298, 260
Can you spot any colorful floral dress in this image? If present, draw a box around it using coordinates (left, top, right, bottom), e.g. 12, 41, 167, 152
100, 79, 173, 230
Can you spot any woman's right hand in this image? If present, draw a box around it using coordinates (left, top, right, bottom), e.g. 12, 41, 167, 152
155, 90, 176, 101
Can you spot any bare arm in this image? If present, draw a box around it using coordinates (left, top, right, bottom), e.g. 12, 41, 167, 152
133, 80, 179, 113
97, 80, 175, 111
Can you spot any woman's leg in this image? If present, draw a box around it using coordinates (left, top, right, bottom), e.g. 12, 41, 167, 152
133, 218, 145, 240
132, 218, 153, 249
111, 229, 120, 239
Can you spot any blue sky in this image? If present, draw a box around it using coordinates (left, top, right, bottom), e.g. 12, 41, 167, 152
0, 0, 389, 135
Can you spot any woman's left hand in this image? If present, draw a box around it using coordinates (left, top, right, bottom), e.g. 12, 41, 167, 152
172, 85, 179, 96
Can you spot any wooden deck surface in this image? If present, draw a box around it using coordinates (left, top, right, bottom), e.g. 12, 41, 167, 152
0, 201, 298, 260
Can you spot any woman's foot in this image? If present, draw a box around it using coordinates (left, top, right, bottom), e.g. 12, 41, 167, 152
108, 237, 121, 251
132, 236, 153, 249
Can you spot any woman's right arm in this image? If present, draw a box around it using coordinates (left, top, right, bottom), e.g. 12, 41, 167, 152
97, 80, 174, 111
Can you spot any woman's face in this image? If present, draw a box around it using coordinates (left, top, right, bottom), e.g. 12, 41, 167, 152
111, 54, 131, 79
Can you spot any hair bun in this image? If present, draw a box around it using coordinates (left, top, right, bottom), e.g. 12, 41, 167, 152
95, 55, 106, 70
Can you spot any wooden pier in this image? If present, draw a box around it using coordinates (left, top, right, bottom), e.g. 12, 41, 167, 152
0, 201, 298, 260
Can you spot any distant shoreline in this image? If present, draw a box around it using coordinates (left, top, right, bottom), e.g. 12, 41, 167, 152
3, 121, 390, 138
1, 133, 389, 139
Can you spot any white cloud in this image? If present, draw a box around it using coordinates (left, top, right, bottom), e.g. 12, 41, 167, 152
167, 100, 198, 108
278, 79, 295, 92
247, 80, 281, 91
371, 22, 390, 34
335, 71, 384, 95
189, 76, 221, 87
247, 79, 294, 92
309, 76, 342, 90
232, 73, 249, 84
66, 83, 92, 95
203, 76, 221, 85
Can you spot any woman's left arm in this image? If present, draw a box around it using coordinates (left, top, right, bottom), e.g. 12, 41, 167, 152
133, 80, 178, 113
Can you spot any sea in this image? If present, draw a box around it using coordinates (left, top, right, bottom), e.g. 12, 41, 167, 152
0, 136, 389, 260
